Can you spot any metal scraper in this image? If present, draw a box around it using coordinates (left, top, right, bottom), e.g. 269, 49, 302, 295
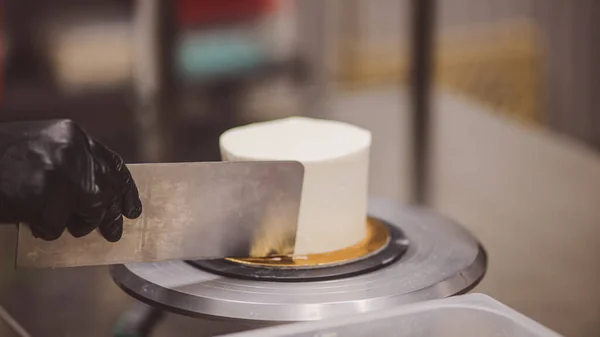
15, 161, 304, 268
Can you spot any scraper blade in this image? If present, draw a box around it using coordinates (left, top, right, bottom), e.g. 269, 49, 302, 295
16, 161, 304, 268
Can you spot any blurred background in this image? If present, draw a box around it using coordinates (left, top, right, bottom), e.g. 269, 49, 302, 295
0, 0, 599, 336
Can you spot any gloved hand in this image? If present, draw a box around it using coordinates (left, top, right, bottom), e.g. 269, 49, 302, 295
0, 119, 142, 242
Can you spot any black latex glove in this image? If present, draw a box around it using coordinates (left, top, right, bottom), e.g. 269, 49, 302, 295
0, 119, 142, 242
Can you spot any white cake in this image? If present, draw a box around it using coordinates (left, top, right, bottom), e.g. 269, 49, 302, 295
219, 117, 371, 255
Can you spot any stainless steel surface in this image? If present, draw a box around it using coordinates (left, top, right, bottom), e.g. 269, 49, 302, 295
16, 161, 304, 268
110, 197, 486, 322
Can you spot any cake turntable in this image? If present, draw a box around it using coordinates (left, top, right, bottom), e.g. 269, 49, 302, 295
110, 197, 487, 325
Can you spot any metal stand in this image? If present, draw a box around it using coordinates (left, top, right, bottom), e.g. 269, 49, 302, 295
111, 198, 486, 324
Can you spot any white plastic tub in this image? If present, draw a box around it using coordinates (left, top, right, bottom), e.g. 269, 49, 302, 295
225, 294, 562, 337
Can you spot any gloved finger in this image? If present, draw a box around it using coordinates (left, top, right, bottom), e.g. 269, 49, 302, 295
98, 198, 124, 242
120, 165, 142, 219
66, 214, 98, 238
90, 140, 124, 183
29, 219, 64, 241
99, 214, 124, 242
60, 121, 98, 195
29, 179, 72, 241
68, 189, 108, 238
91, 141, 142, 219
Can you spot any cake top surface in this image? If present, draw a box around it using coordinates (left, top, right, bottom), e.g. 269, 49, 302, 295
220, 117, 371, 162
